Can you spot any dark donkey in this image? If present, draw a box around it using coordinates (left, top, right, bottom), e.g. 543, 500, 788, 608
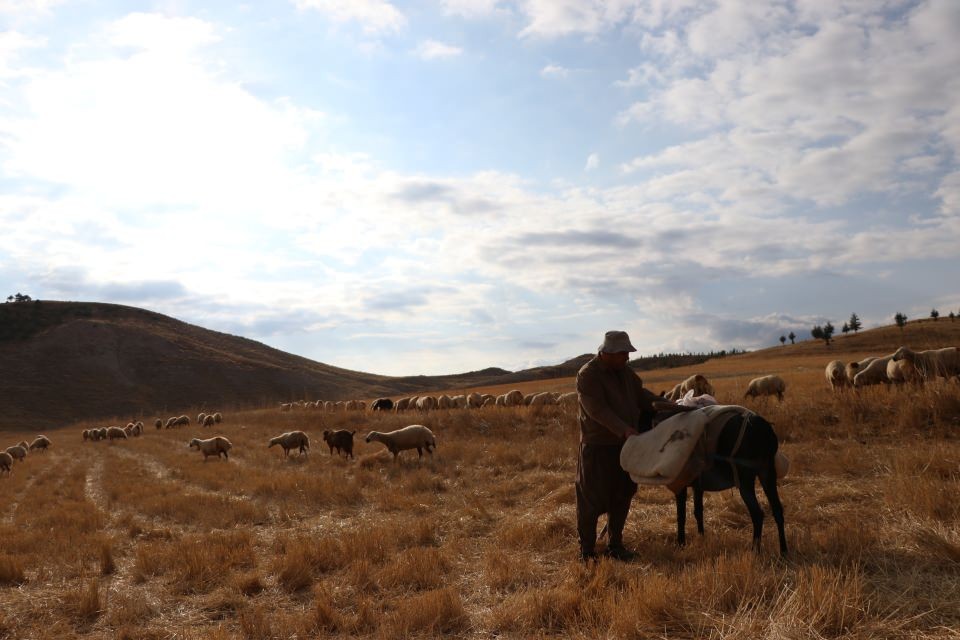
674, 411, 787, 555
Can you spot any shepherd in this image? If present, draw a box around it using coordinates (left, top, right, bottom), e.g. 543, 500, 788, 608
575, 330, 693, 562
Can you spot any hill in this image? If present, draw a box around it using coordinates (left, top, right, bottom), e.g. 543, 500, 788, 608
0, 301, 517, 429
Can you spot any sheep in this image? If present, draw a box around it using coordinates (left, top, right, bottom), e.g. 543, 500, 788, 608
664, 383, 683, 402
165, 417, 178, 429
680, 374, 714, 397
451, 395, 467, 409
28, 435, 51, 452
322, 430, 356, 458
481, 393, 495, 404
744, 375, 786, 402
357, 401, 366, 411
345, 400, 359, 411
504, 390, 524, 406
523, 393, 536, 406
334, 401, 345, 411
280, 403, 292, 412
107, 426, 128, 441
892, 346, 960, 381
365, 425, 436, 461
5, 445, 27, 462
0, 451, 12, 475
844, 361, 861, 383
825, 360, 851, 391
214, 412, 221, 423
198, 412, 207, 425
17, 440, 28, 449
495, 394, 506, 407
324, 401, 335, 412
97, 428, 107, 441
202, 415, 216, 427
530, 391, 558, 406
372, 398, 394, 411
416, 395, 436, 412
189, 436, 232, 461
123, 425, 134, 437
155, 418, 163, 429
175, 415, 190, 427
437, 395, 452, 410
853, 354, 896, 387
558, 391, 578, 407
887, 358, 921, 386
467, 393, 484, 409
482, 397, 496, 407
131, 423, 143, 437
82, 429, 91, 442
269, 431, 310, 457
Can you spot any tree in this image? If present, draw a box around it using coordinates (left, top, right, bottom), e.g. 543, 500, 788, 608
811, 325, 823, 341
788, 331, 796, 344
848, 312, 861, 333
779, 335, 786, 346
823, 321, 835, 345
5, 292, 31, 303
842, 323, 850, 334
895, 312, 907, 331
930, 308, 939, 321
950, 311, 956, 321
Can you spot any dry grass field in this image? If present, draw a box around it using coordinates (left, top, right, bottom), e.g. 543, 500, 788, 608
2, 331, 960, 638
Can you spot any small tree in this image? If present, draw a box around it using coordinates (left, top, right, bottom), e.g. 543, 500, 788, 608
811, 325, 823, 341
842, 323, 850, 334
895, 312, 907, 331
950, 311, 956, 321
779, 335, 786, 346
848, 312, 862, 333
823, 321, 835, 345
6, 292, 31, 303
931, 308, 939, 321
788, 331, 796, 344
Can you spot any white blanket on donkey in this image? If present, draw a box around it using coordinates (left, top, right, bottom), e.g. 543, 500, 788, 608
619, 405, 748, 486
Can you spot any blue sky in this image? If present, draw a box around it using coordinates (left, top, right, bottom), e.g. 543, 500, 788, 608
1, 0, 958, 375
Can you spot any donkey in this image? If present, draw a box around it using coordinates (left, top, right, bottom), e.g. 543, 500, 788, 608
675, 411, 787, 555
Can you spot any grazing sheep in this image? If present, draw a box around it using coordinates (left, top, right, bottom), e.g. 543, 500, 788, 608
123, 425, 134, 437
844, 361, 861, 383
495, 394, 506, 407
269, 431, 311, 457
467, 393, 484, 409
393, 397, 410, 412
887, 358, 921, 386
202, 415, 216, 427
322, 430, 356, 458
451, 395, 467, 409
892, 346, 960, 381
365, 425, 436, 461
213, 412, 222, 423
189, 436, 232, 461
558, 391, 578, 407
437, 395, 452, 410
17, 440, 28, 449
523, 393, 536, 406
280, 403, 292, 412
482, 397, 496, 407
154, 418, 163, 429
82, 429, 91, 442
131, 423, 143, 437
357, 401, 367, 411
853, 355, 896, 387
530, 391, 558, 406
96, 428, 107, 441
107, 426, 128, 441
664, 383, 683, 402
334, 401, 345, 411
175, 415, 190, 428
504, 390, 524, 406
744, 375, 786, 401
345, 400, 359, 411
416, 396, 436, 412
372, 398, 394, 411
165, 417, 177, 429
825, 360, 851, 391
322, 401, 334, 412
0, 451, 12, 475
5, 445, 27, 462
198, 412, 207, 425
680, 374, 714, 397
481, 393, 495, 404
28, 435, 51, 452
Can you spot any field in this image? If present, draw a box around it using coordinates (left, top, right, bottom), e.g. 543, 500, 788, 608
2, 332, 960, 639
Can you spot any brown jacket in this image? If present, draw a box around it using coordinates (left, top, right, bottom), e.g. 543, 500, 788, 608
577, 356, 659, 445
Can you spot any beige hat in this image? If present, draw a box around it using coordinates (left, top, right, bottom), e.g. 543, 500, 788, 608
598, 330, 636, 353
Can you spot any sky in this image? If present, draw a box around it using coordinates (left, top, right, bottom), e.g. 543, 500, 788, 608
1, 0, 959, 376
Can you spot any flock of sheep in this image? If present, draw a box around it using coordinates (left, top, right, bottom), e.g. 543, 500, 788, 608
825, 346, 960, 390
282, 390, 579, 413
662, 373, 788, 402
1, 435, 50, 475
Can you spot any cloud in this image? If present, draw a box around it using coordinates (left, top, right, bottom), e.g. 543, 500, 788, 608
584, 153, 599, 171
413, 39, 463, 60
0, 0, 64, 16
293, 0, 406, 35
540, 64, 569, 78
440, 0, 507, 18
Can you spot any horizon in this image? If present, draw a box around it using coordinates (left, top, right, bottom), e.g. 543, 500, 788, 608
1, 1, 959, 375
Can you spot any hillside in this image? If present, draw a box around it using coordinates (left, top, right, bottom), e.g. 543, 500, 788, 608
0, 301, 516, 429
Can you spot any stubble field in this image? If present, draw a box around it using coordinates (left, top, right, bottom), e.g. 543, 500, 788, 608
2, 352, 959, 639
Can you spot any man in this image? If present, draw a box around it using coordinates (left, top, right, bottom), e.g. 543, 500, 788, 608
575, 330, 687, 562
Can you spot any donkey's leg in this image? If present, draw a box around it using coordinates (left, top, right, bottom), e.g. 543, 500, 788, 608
759, 465, 787, 556
675, 487, 688, 547
736, 469, 764, 552
693, 480, 705, 535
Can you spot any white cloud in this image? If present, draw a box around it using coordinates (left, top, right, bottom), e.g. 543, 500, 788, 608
584, 153, 599, 171
293, 0, 406, 35
0, 0, 64, 16
440, 0, 507, 18
413, 39, 463, 60
0, 30, 45, 78
540, 63, 569, 78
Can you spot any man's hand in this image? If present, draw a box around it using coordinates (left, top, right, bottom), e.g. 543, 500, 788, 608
623, 427, 640, 438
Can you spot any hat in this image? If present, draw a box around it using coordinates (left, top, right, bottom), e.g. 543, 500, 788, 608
598, 330, 636, 353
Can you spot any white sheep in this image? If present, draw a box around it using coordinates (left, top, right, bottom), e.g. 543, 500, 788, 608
530, 391, 558, 406
504, 390, 524, 406
107, 426, 128, 441
482, 397, 496, 407
268, 431, 310, 457
175, 415, 190, 427
437, 395, 452, 410
558, 391, 578, 407
495, 394, 506, 407
5, 445, 27, 462
451, 395, 467, 409
664, 383, 683, 401
28, 435, 51, 452
202, 415, 216, 427
887, 358, 922, 386
394, 397, 411, 412
680, 374, 714, 397
0, 451, 12, 475
416, 395, 436, 411
198, 412, 207, 425
82, 429, 91, 442
523, 393, 536, 406
165, 416, 178, 429
189, 436, 232, 461
467, 393, 484, 409
853, 354, 896, 387
825, 360, 851, 391
892, 346, 960, 381
365, 425, 436, 461
154, 418, 163, 429
280, 403, 292, 412
131, 423, 143, 437
744, 375, 786, 401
